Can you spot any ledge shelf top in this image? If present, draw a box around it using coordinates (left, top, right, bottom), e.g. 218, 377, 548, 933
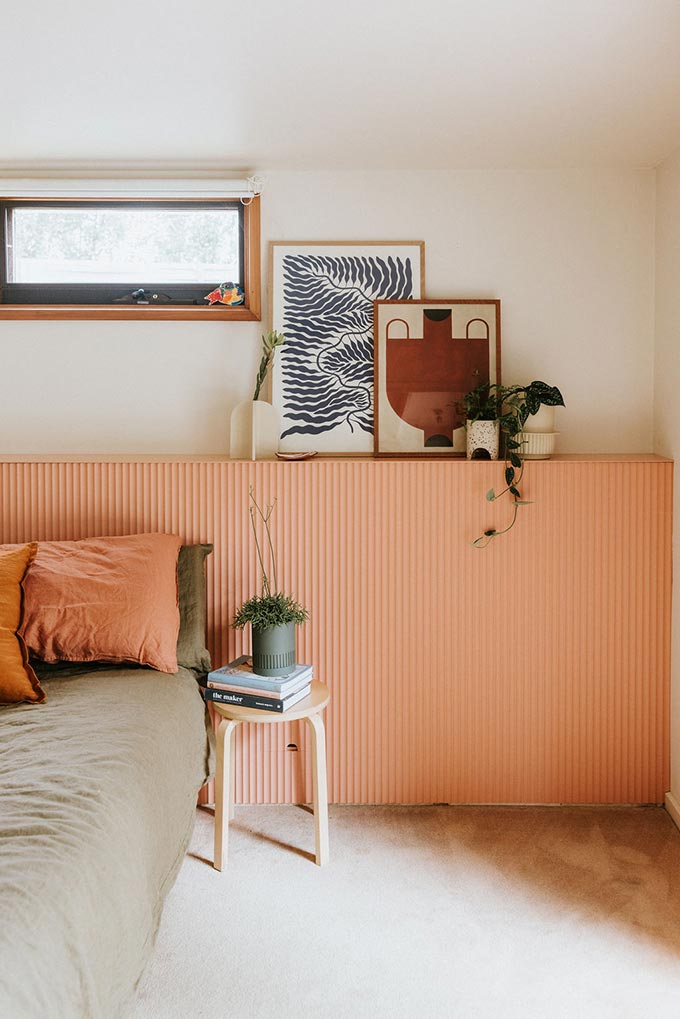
0, 453, 672, 465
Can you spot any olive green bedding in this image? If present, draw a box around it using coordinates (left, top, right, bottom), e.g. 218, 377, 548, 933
0, 665, 213, 1018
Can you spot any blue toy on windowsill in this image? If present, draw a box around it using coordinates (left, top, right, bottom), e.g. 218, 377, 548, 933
204, 282, 245, 306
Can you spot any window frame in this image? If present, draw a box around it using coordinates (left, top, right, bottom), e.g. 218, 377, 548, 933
0, 194, 261, 321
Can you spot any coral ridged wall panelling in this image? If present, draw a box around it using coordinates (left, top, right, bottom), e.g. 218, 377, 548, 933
0, 456, 671, 805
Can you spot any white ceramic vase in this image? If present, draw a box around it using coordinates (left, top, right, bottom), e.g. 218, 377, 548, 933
466, 420, 500, 460
230, 400, 280, 460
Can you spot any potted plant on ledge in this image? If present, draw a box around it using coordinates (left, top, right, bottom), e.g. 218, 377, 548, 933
463, 385, 502, 460
463, 380, 565, 547
233, 490, 309, 676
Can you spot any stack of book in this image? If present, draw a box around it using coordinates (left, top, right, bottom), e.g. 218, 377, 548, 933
202, 656, 313, 713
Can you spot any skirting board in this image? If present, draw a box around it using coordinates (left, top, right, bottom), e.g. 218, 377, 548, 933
664, 792, 680, 831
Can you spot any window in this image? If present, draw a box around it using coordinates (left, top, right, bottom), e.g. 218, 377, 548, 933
0, 195, 261, 320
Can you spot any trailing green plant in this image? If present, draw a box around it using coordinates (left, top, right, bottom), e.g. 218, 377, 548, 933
465, 380, 565, 548
232, 489, 309, 630
252, 330, 286, 400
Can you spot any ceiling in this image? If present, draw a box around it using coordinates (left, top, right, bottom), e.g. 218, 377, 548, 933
4, 0, 680, 171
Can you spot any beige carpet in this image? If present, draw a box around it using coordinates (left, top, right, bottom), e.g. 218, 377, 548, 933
127, 805, 680, 1018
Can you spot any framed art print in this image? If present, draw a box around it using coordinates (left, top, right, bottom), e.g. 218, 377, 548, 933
270, 241, 424, 453
373, 299, 501, 456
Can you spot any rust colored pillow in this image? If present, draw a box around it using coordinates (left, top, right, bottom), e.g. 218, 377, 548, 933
0, 543, 46, 704
20, 534, 182, 674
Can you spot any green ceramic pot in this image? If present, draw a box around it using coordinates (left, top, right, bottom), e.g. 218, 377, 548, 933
251, 621, 296, 677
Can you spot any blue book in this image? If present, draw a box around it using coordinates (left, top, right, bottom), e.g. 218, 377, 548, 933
207, 656, 313, 695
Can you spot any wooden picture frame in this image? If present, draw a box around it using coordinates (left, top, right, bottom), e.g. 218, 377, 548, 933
373, 299, 501, 457
270, 241, 424, 454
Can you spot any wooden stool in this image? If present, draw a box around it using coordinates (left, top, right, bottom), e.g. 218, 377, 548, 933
212, 680, 330, 870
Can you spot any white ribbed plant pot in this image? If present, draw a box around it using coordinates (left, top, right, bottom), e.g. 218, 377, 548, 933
230, 400, 280, 461
466, 420, 500, 460
520, 431, 558, 460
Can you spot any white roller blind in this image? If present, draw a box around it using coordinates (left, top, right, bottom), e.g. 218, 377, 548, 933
0, 177, 263, 200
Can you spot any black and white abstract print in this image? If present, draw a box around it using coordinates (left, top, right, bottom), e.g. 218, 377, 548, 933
272, 247, 420, 452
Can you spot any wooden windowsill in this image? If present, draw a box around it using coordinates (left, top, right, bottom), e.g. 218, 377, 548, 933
0, 304, 260, 321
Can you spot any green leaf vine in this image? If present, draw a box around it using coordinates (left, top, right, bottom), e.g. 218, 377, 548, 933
467, 380, 565, 548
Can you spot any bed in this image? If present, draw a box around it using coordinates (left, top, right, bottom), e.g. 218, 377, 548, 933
0, 538, 215, 1018
0, 663, 212, 1018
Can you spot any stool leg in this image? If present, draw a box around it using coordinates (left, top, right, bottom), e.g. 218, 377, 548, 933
306, 712, 329, 866
214, 719, 239, 871
229, 723, 237, 821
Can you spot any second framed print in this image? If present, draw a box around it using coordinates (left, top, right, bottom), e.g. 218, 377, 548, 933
271, 241, 424, 454
373, 299, 501, 456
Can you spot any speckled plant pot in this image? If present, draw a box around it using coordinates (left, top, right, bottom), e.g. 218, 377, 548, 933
466, 420, 500, 460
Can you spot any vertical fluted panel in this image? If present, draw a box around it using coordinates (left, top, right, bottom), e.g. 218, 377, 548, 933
0, 456, 672, 804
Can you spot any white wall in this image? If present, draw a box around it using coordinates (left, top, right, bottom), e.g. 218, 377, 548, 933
654, 146, 680, 803
0, 168, 655, 455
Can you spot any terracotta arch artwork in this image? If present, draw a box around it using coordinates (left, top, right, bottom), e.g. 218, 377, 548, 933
374, 299, 501, 456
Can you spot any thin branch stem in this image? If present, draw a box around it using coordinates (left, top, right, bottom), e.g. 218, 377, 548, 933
253, 331, 286, 401
249, 505, 270, 597
253, 352, 272, 400
264, 502, 278, 594
249, 488, 279, 596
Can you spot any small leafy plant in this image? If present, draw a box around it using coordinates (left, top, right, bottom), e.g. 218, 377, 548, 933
232, 489, 309, 630
466, 380, 565, 548
462, 385, 502, 423
253, 330, 286, 401
233, 592, 308, 630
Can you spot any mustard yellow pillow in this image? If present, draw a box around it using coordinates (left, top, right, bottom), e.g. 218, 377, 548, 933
0, 543, 45, 704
